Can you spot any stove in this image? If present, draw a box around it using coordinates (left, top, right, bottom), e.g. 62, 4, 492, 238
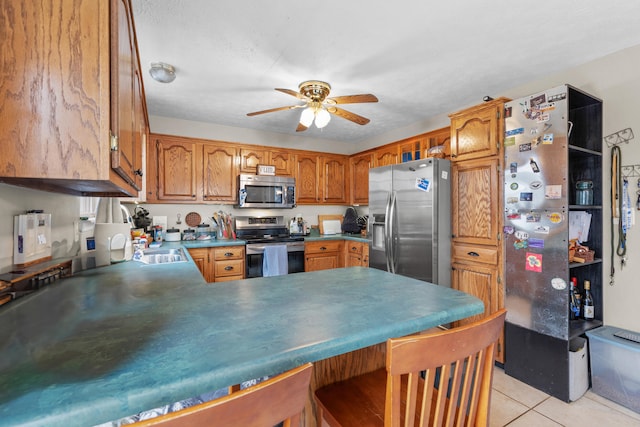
235, 216, 305, 277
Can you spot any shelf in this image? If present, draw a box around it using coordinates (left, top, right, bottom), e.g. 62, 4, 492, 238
569, 258, 602, 269
569, 205, 602, 210
568, 145, 602, 156
569, 319, 603, 339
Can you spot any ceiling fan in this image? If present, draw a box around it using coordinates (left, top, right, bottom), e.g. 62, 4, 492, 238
247, 80, 378, 132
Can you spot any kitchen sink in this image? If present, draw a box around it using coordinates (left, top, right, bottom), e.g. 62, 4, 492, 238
134, 247, 189, 265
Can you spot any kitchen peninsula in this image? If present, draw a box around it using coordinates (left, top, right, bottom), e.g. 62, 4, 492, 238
0, 254, 483, 427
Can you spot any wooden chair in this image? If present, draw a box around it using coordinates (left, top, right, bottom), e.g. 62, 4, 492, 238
314, 310, 506, 427
132, 362, 312, 427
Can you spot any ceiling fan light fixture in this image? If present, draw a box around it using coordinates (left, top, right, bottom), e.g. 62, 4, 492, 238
300, 107, 315, 127
315, 108, 331, 128
149, 62, 176, 83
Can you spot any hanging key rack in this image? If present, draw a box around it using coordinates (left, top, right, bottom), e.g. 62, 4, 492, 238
605, 127, 634, 148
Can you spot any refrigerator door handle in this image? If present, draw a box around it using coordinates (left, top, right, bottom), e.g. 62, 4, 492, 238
384, 192, 392, 272
388, 191, 397, 274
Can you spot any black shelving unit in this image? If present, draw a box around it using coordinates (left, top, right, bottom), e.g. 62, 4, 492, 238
503, 85, 603, 402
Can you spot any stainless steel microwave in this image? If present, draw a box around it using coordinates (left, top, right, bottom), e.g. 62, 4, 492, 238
237, 174, 296, 208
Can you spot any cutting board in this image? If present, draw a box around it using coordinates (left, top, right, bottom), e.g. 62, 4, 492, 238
318, 214, 343, 235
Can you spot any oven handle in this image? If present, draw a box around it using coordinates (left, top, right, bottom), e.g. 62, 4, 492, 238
246, 244, 304, 254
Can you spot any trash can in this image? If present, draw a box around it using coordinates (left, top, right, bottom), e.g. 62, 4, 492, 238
569, 336, 589, 401
585, 326, 640, 413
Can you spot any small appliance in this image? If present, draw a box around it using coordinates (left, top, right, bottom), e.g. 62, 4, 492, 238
237, 174, 296, 209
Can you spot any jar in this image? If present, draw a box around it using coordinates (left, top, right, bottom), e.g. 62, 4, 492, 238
196, 223, 211, 240
575, 180, 593, 205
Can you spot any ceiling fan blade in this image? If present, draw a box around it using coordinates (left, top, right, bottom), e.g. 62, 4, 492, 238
246, 104, 303, 116
275, 88, 308, 100
325, 94, 378, 105
326, 106, 370, 125
296, 122, 308, 132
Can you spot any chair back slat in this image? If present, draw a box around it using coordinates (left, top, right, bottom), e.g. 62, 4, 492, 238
386, 309, 506, 427
131, 363, 312, 427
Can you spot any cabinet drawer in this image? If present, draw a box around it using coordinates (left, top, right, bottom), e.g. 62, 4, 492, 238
214, 274, 244, 282
214, 259, 244, 278
452, 244, 497, 265
305, 240, 343, 254
213, 247, 244, 260
346, 242, 363, 255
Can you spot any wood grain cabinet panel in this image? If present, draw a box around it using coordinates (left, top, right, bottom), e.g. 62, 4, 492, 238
321, 155, 348, 204
449, 99, 506, 162
451, 158, 500, 246
305, 241, 344, 272
203, 145, 238, 202
349, 153, 372, 205
155, 137, 199, 201
0, 0, 146, 196
296, 154, 321, 204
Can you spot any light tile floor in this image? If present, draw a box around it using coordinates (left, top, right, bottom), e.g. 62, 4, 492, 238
491, 367, 640, 426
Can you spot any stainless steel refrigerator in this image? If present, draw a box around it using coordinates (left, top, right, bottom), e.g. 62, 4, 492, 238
368, 158, 451, 286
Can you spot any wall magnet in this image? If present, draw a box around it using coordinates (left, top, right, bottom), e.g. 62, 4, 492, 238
525, 252, 543, 272
551, 277, 567, 290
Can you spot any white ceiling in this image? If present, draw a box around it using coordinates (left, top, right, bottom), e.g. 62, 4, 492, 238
131, 0, 640, 144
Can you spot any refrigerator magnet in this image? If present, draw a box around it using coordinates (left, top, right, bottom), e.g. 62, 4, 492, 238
520, 192, 533, 201
415, 178, 431, 192
533, 225, 550, 234
542, 133, 554, 144
519, 142, 532, 152
528, 238, 545, 249
544, 185, 562, 199
551, 277, 567, 290
547, 212, 564, 223
525, 252, 543, 272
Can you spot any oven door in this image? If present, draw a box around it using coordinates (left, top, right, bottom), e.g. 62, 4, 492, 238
246, 245, 304, 278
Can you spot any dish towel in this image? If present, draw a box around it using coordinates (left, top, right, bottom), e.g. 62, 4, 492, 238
263, 245, 289, 277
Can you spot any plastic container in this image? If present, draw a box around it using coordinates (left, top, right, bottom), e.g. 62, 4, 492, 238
586, 326, 640, 413
568, 337, 589, 401
196, 224, 212, 240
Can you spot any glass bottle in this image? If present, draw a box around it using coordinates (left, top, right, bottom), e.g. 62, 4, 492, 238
583, 280, 595, 320
569, 277, 580, 320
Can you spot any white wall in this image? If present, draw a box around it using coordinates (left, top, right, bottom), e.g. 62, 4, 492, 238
0, 184, 82, 271
1, 44, 639, 331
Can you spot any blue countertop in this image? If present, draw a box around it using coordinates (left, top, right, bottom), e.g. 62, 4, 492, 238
0, 255, 481, 427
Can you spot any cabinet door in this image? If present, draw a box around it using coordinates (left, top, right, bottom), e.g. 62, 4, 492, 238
203, 145, 238, 202
269, 150, 294, 176
398, 136, 426, 162
156, 137, 199, 201
350, 153, 372, 205
451, 260, 504, 363
239, 148, 267, 174
295, 153, 320, 204
451, 158, 500, 246
450, 102, 502, 162
306, 253, 341, 271
373, 145, 399, 167
426, 127, 451, 157
188, 248, 212, 282
345, 241, 364, 267
321, 155, 348, 204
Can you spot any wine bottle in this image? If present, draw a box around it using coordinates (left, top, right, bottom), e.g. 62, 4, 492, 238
569, 277, 580, 320
583, 280, 595, 320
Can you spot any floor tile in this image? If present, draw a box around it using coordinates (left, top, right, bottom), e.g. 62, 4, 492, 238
492, 367, 549, 408
505, 410, 562, 426
585, 390, 640, 421
489, 390, 529, 427
535, 394, 640, 427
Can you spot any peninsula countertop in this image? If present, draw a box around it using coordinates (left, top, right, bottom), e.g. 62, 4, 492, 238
0, 257, 482, 427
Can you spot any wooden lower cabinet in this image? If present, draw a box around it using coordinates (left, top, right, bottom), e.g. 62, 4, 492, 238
451, 260, 504, 363
188, 246, 245, 282
305, 240, 344, 272
344, 241, 369, 267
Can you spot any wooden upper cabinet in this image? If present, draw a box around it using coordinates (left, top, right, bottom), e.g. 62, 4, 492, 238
110, 0, 144, 191
155, 136, 199, 202
373, 145, 399, 167
0, 0, 145, 196
451, 157, 500, 246
350, 152, 373, 205
449, 98, 507, 162
203, 144, 238, 202
295, 153, 320, 204
397, 136, 426, 162
321, 155, 348, 204
240, 148, 293, 176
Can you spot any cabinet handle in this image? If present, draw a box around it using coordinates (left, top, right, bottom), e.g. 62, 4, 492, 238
134, 169, 143, 177
225, 252, 233, 257
351, 246, 357, 250
320, 247, 327, 251
224, 266, 233, 271
467, 251, 480, 257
